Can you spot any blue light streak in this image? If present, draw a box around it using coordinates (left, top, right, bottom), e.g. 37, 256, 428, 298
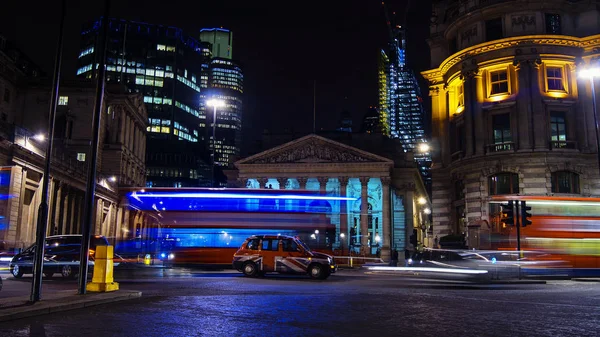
130, 192, 357, 201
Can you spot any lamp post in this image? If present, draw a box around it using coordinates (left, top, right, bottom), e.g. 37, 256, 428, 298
206, 99, 225, 187
339, 233, 345, 256
579, 68, 600, 177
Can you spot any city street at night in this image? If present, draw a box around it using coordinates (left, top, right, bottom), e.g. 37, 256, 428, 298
1, 267, 599, 337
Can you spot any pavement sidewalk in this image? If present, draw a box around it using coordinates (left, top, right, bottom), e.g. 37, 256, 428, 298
0, 289, 142, 322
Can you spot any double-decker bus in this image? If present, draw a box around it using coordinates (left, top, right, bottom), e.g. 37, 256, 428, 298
490, 196, 600, 276
119, 188, 356, 267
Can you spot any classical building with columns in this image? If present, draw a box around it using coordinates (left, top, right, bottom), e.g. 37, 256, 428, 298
0, 79, 147, 250
422, 0, 600, 247
229, 133, 429, 261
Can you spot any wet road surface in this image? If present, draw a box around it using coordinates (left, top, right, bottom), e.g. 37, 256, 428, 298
1, 267, 599, 337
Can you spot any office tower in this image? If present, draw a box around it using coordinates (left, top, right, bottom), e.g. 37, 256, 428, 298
379, 24, 431, 191
199, 28, 233, 59
78, 18, 214, 187
204, 57, 243, 167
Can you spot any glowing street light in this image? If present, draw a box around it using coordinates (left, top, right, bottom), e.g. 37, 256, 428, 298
33, 134, 46, 142
423, 207, 432, 215
418, 197, 427, 205
418, 142, 430, 153
109, 176, 117, 182
579, 67, 600, 176
206, 98, 226, 187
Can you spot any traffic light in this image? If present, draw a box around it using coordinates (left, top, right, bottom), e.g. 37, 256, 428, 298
521, 200, 532, 227
500, 200, 514, 226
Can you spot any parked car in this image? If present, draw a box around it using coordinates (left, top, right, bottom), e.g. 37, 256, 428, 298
233, 235, 337, 280
9, 235, 110, 279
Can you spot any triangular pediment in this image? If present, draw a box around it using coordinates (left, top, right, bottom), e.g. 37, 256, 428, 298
236, 134, 393, 165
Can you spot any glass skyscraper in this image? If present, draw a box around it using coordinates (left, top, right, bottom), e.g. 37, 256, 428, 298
199, 28, 233, 59
378, 27, 431, 190
78, 18, 243, 187
203, 58, 243, 167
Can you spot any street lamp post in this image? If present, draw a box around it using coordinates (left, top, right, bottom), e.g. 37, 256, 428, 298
206, 99, 225, 187
579, 68, 600, 177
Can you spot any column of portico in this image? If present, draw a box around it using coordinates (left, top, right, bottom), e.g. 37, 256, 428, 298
297, 177, 308, 210
338, 176, 349, 250
257, 178, 268, 189
317, 176, 328, 193
276, 178, 288, 190
359, 176, 370, 255
296, 177, 308, 190
381, 177, 391, 261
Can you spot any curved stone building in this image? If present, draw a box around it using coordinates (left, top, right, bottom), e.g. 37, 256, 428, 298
422, 0, 600, 247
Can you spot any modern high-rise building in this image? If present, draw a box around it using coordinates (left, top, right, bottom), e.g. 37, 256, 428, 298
78, 18, 218, 187
199, 28, 233, 59
203, 57, 243, 167
379, 23, 431, 191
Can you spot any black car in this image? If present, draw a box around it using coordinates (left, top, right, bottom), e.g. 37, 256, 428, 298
9, 235, 110, 279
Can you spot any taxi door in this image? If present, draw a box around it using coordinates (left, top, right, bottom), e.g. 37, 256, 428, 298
259, 238, 280, 272
275, 238, 310, 273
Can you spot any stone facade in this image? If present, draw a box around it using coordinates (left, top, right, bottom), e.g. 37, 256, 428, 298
422, 0, 600, 247
230, 134, 430, 261
0, 75, 148, 249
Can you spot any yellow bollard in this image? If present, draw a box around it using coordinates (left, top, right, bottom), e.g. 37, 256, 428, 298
86, 245, 119, 292
144, 254, 152, 265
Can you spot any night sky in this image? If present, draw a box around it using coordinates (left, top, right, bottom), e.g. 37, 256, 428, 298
1, 0, 432, 155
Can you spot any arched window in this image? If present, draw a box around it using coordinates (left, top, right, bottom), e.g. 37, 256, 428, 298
551, 171, 580, 194
488, 172, 519, 195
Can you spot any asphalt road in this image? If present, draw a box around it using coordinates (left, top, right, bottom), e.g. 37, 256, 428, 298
1, 266, 599, 337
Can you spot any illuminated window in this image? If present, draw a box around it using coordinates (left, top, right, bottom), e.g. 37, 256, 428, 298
546, 67, 564, 91
77, 153, 86, 162
488, 173, 519, 195
489, 70, 509, 95
551, 171, 579, 194
457, 84, 464, 108
157, 44, 166, 51
58, 96, 69, 106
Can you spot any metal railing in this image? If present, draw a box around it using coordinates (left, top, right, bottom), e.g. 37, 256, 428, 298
486, 142, 514, 153
550, 140, 577, 150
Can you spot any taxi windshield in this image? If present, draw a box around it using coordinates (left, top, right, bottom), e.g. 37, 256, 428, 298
296, 237, 312, 252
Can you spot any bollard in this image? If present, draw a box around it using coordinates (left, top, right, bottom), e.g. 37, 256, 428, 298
86, 245, 119, 292
144, 254, 152, 265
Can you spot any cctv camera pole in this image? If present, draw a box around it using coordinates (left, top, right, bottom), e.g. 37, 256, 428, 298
30, 0, 66, 303
78, 0, 110, 295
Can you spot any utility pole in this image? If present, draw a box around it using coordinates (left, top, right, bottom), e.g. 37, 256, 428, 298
30, 0, 66, 303
78, 0, 110, 295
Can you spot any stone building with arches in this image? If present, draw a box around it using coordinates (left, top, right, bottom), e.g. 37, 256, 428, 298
230, 133, 429, 261
422, 0, 600, 248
